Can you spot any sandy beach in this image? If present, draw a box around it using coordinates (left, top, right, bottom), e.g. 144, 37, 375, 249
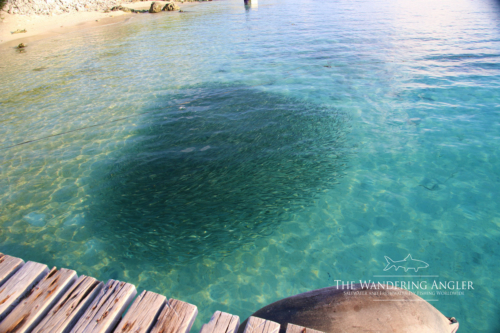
0, 1, 193, 46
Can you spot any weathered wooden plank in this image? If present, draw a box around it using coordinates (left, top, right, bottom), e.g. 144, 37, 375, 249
150, 298, 198, 333
0, 267, 77, 333
70, 279, 137, 333
32, 275, 103, 333
243, 317, 280, 333
0, 253, 25, 287
0, 261, 49, 321
199, 311, 240, 333
285, 324, 323, 333
114, 290, 166, 333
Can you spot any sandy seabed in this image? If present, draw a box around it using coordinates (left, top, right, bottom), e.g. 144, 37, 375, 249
0, 1, 192, 47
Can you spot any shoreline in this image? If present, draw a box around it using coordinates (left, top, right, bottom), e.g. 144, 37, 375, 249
0, 1, 198, 46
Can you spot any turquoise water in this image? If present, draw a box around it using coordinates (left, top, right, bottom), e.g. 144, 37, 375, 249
1, 0, 500, 331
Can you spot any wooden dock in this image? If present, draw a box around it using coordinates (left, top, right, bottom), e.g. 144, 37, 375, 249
0, 253, 323, 333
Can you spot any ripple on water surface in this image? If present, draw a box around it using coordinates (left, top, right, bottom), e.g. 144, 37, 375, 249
1, 0, 500, 332
85, 85, 351, 265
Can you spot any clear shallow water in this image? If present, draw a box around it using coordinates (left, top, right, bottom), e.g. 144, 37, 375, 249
1, 0, 500, 331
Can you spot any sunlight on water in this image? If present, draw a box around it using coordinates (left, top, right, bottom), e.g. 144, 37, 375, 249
1, 0, 500, 331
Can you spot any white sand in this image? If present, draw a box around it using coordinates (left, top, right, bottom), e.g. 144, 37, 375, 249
0, 1, 193, 46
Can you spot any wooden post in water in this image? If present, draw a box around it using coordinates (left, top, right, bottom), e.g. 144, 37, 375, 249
244, 0, 258, 9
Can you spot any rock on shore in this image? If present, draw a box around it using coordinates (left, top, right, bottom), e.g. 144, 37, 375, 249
2, 0, 211, 15
149, 1, 162, 12
162, 2, 178, 11
2, 0, 128, 15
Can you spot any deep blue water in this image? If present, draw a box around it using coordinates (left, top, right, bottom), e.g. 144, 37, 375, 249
1, 0, 500, 331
